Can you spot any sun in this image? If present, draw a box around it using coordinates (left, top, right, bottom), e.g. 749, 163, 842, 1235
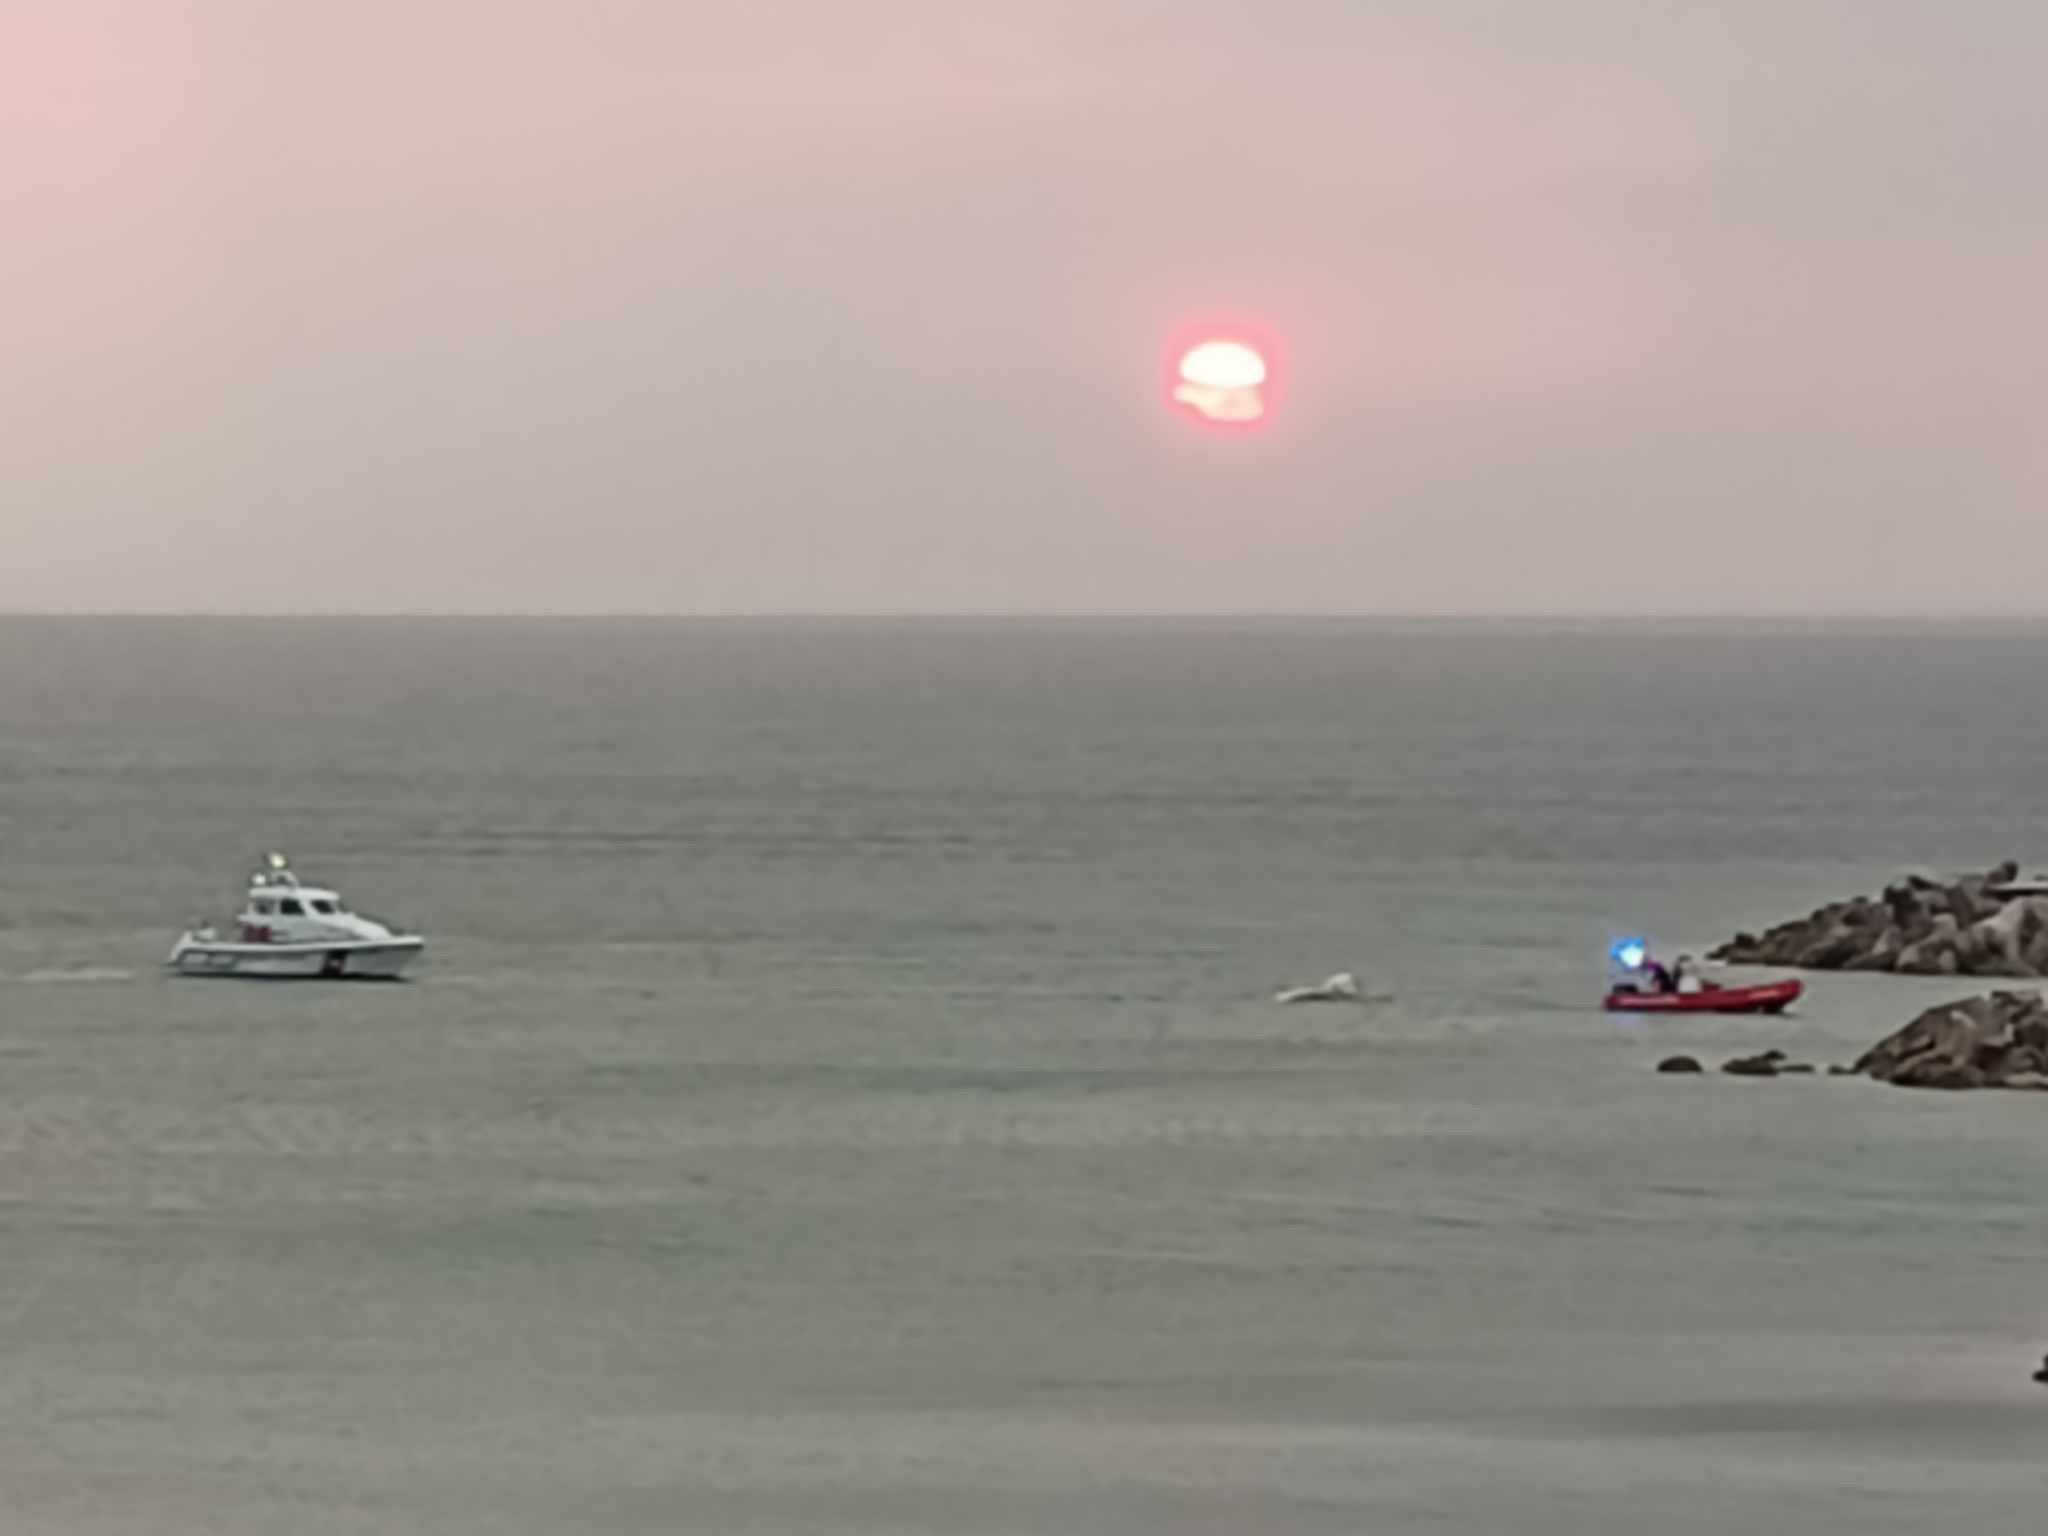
1171, 338, 1270, 425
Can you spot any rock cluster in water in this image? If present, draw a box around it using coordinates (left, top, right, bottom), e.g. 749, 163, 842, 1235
1851, 990, 2048, 1091
1652, 983, 2048, 1090
1722, 1050, 1818, 1077
1655, 1051, 1825, 1077
1709, 861, 2048, 977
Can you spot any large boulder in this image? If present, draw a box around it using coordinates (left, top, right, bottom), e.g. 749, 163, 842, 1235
1884, 882, 1930, 931
2025, 923, 2048, 977
1895, 914, 1961, 975
1844, 927, 1905, 972
1946, 881, 1992, 929
1959, 902, 2034, 975
1796, 923, 1864, 969
1854, 991, 2048, 1090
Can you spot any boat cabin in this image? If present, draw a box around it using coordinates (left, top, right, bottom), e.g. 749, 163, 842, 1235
233, 857, 359, 944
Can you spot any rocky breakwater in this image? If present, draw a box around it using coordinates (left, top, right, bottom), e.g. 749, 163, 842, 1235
1709, 861, 2048, 978
1853, 990, 2048, 1090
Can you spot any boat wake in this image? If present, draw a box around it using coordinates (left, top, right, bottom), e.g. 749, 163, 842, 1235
3, 967, 137, 985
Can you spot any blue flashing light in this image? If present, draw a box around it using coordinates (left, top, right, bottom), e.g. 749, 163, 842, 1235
1610, 937, 1648, 970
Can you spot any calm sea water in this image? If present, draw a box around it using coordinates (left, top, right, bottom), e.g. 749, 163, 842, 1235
3, 617, 2047, 1534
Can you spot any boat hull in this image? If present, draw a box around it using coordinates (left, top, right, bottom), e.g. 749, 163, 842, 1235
166, 936, 423, 980
1604, 980, 1804, 1015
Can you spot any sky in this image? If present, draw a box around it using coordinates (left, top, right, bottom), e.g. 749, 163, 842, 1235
3, 0, 2044, 616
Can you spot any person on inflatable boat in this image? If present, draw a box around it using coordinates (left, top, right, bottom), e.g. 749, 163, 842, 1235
1610, 940, 1675, 994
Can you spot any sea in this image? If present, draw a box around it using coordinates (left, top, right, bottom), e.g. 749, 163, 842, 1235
2, 616, 2046, 1534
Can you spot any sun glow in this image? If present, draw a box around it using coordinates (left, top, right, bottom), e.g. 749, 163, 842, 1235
1171, 338, 1270, 425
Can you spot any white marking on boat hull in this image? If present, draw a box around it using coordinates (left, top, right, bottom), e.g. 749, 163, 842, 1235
166, 938, 423, 980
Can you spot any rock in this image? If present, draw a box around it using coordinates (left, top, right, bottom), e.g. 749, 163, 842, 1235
1896, 915, 1961, 975
1955, 901, 2043, 977
1884, 882, 1929, 931
1778, 1062, 1817, 1074
1853, 989, 2048, 1090
1894, 943, 1958, 976
1855, 998, 1991, 1077
1717, 867, 2048, 978
1996, 1045, 2046, 1077
1845, 928, 1904, 972
1656, 1055, 1704, 1074
1890, 1058, 1986, 1089
1796, 925, 1864, 969
2022, 918, 2048, 976
1722, 1049, 1787, 1077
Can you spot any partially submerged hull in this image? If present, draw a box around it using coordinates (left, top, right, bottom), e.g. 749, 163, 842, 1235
1604, 979, 1804, 1015
166, 935, 423, 980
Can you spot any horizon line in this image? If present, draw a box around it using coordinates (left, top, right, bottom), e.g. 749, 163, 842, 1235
5, 609, 2048, 625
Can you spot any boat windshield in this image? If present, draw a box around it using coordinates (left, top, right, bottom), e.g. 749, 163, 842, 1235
311, 899, 336, 915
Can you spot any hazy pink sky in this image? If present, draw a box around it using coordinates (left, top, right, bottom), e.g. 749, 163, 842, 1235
5, 0, 2043, 615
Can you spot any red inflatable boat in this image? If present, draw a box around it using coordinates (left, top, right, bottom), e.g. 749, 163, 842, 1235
1603, 979, 1804, 1015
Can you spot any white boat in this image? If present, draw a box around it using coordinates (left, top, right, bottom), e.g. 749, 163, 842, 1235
166, 853, 424, 980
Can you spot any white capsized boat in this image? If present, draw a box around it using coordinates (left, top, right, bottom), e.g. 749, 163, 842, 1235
166, 854, 424, 979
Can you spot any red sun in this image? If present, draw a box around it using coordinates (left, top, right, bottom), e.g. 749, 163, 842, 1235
1170, 338, 1271, 426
